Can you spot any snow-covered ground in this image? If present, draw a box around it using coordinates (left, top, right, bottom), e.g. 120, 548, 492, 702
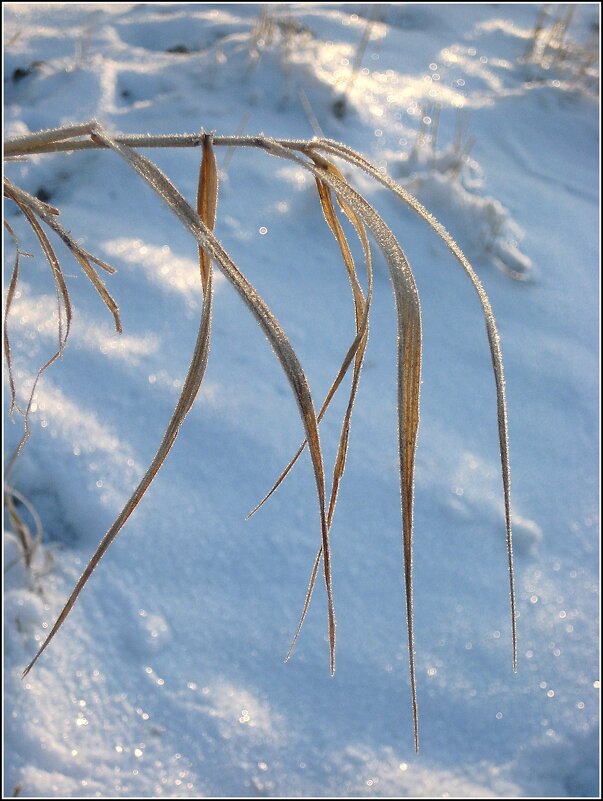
3, 3, 599, 797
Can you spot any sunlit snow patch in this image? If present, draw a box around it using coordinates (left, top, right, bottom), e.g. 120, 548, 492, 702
103, 238, 225, 302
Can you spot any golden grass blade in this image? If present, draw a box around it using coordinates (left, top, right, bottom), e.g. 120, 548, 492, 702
313, 156, 374, 531
313, 139, 517, 673
3, 221, 23, 415
314, 174, 365, 321
197, 137, 218, 292
23, 134, 218, 677
260, 139, 421, 751
320, 160, 420, 754
4, 179, 121, 334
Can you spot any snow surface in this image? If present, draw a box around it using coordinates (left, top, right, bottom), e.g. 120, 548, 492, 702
3, 3, 600, 797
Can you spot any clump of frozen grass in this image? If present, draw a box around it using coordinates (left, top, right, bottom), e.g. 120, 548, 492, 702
385, 106, 532, 281
4, 121, 518, 751
521, 3, 599, 94
403, 105, 475, 181
331, 8, 380, 120
248, 6, 314, 87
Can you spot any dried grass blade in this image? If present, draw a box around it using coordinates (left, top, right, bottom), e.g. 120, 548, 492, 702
285, 546, 322, 662
4, 180, 121, 333
71, 251, 121, 332
23, 135, 218, 677
3, 221, 22, 415
197, 135, 218, 291
85, 254, 117, 275
313, 139, 517, 672
313, 156, 374, 530
262, 140, 421, 750
34, 198, 61, 217
313, 174, 365, 321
